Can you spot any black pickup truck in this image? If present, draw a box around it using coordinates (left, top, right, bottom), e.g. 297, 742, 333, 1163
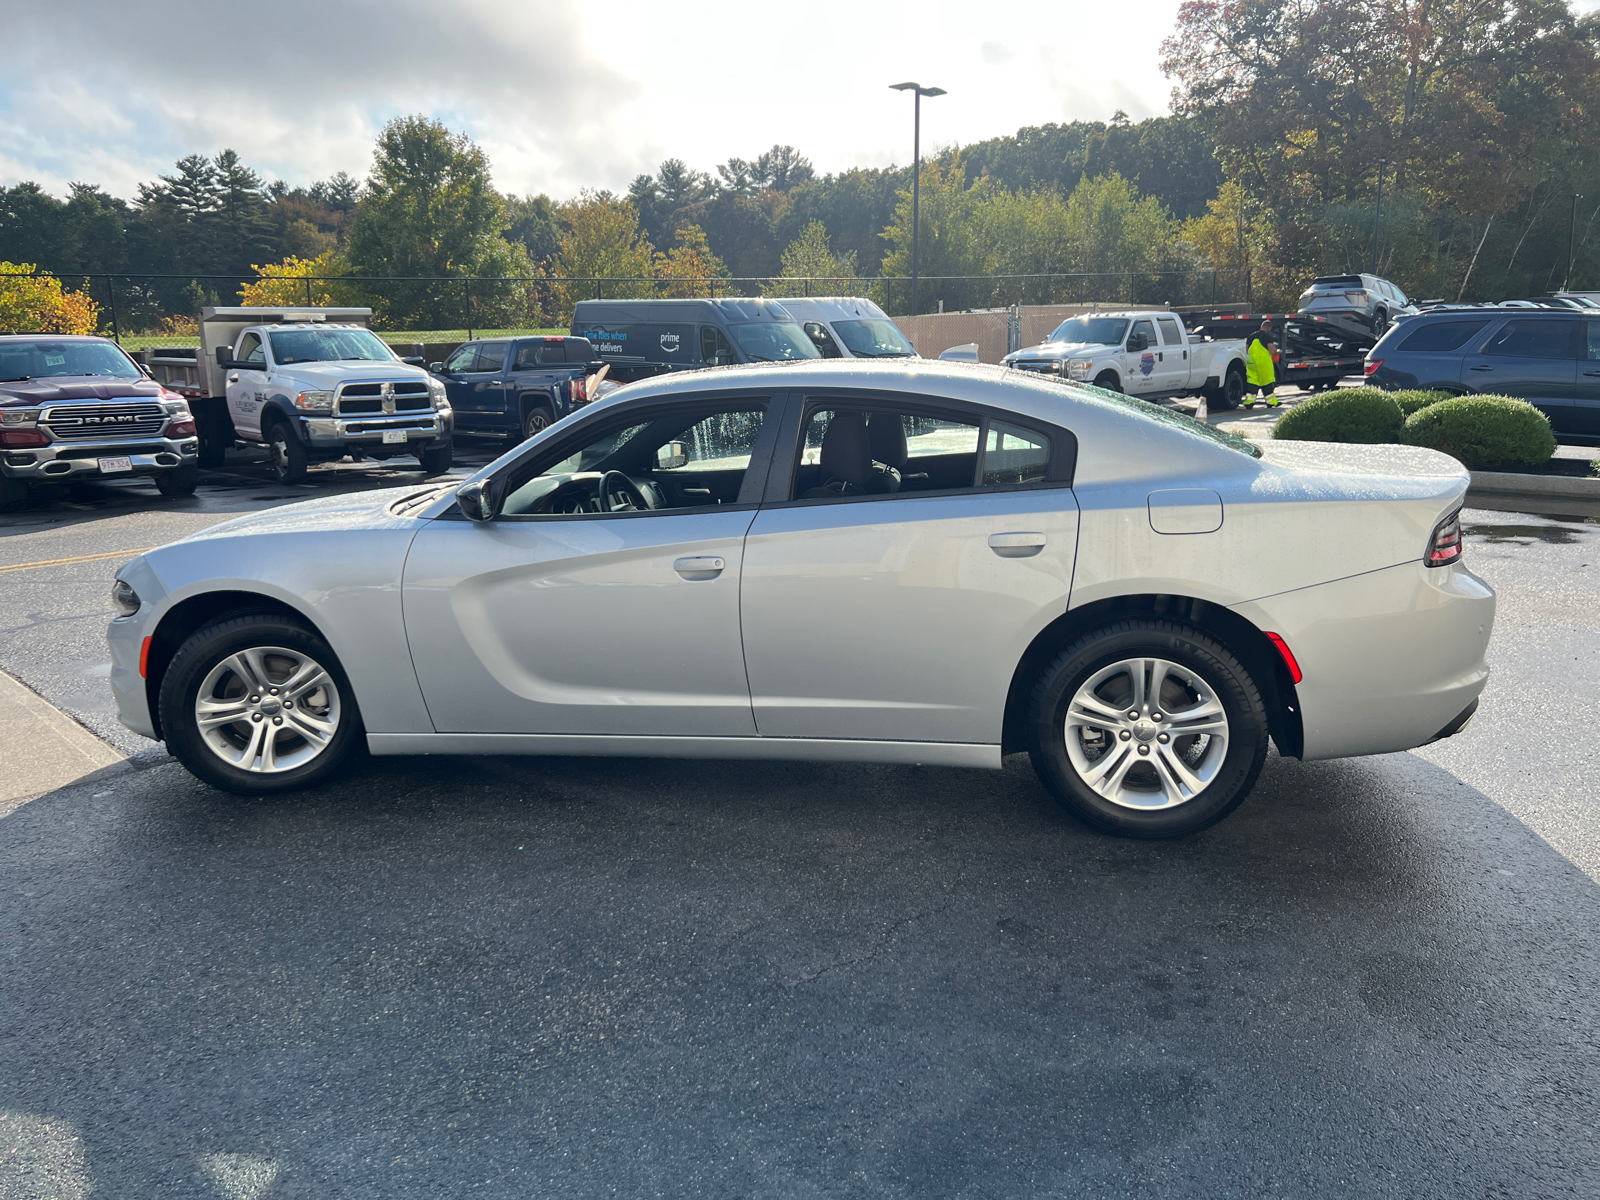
431, 335, 601, 439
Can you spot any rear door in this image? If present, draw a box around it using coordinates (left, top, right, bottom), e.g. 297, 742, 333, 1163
1461, 318, 1578, 431
1572, 320, 1600, 434
739, 395, 1079, 746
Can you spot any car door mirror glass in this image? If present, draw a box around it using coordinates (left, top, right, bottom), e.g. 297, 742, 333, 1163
429, 362, 445, 373
455, 478, 500, 522
656, 441, 689, 470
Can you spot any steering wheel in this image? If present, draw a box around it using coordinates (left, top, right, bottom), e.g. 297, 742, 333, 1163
598, 470, 652, 513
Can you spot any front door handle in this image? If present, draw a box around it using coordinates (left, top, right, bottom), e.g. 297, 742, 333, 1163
988, 532, 1046, 558
227, 372, 239, 383
673, 555, 725, 579
1469, 364, 1494, 371
1583, 370, 1600, 376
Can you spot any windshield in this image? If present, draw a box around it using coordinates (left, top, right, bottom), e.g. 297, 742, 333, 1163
728, 321, 822, 362
0, 340, 140, 382
833, 318, 915, 358
1045, 317, 1129, 346
268, 328, 394, 364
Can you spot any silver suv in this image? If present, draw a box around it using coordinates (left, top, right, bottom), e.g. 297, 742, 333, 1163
1298, 274, 1417, 337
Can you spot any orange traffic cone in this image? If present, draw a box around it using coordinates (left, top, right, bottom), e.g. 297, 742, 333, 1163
1194, 394, 1209, 423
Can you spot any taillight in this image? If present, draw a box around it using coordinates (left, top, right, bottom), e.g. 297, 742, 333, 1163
165, 417, 196, 437
0, 428, 48, 448
1364, 359, 1382, 376
1426, 508, 1463, 567
572, 376, 587, 403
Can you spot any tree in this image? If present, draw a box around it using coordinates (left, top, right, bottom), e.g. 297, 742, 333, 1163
653, 225, 727, 297
1180, 180, 1273, 302
0, 263, 99, 334
504, 194, 563, 267
553, 192, 655, 316
238, 250, 356, 308
776, 219, 858, 285
344, 115, 523, 326
879, 162, 995, 312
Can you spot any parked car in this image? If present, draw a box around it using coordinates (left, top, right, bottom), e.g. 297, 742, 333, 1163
109, 360, 1493, 839
0, 334, 199, 507
430, 335, 599, 441
145, 307, 453, 483
571, 297, 822, 382
772, 297, 918, 359
1298, 274, 1417, 337
1001, 310, 1251, 408
1365, 307, 1600, 440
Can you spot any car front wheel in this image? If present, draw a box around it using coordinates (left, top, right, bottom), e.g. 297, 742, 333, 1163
267, 422, 308, 484
1028, 620, 1269, 838
159, 613, 364, 794
1092, 371, 1122, 394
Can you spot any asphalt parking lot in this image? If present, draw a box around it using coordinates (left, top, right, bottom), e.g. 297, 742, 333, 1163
2, 429, 1598, 1197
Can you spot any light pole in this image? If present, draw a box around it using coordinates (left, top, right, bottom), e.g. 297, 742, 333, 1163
1372, 159, 1393, 274
1566, 191, 1583, 292
890, 81, 945, 317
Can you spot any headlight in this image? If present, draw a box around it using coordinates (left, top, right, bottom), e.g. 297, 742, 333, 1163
160, 399, 190, 416
1, 408, 41, 427
111, 578, 140, 616
293, 390, 333, 412
428, 378, 449, 410
1066, 361, 1092, 380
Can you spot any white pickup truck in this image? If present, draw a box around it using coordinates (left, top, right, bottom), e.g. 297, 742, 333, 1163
145, 307, 453, 483
1000, 310, 1249, 410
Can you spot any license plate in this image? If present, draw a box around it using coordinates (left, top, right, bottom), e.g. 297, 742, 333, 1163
382, 430, 407, 444
97, 456, 132, 474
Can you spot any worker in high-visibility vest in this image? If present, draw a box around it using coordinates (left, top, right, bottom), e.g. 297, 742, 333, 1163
1243, 318, 1280, 409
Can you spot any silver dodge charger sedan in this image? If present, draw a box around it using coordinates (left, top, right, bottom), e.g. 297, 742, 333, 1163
107, 361, 1494, 838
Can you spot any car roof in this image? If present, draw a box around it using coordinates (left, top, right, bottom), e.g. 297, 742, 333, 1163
0, 333, 115, 342
766, 297, 890, 322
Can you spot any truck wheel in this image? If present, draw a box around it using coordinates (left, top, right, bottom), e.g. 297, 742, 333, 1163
155, 461, 199, 497
192, 399, 234, 468
418, 441, 453, 475
522, 404, 556, 442
1371, 307, 1389, 336
1215, 367, 1245, 411
266, 420, 308, 484
1092, 371, 1122, 394
0, 476, 28, 510
1028, 619, 1270, 839
158, 611, 365, 795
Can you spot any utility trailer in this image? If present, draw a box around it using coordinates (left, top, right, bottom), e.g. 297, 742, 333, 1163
1177, 310, 1374, 392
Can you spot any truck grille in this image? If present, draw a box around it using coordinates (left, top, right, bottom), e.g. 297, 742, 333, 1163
41, 402, 167, 440
337, 382, 431, 416
1010, 360, 1059, 374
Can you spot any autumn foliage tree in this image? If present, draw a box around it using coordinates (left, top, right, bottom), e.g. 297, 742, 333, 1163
0, 263, 100, 334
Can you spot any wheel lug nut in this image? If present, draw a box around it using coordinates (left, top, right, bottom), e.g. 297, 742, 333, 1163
1152, 712, 1163, 720
1119, 730, 1131, 741
250, 695, 259, 703
270, 688, 279, 695
272, 716, 282, 725
1158, 733, 1170, 744
251, 713, 262, 722
1127, 711, 1138, 720
283, 700, 292, 708
1137, 744, 1150, 756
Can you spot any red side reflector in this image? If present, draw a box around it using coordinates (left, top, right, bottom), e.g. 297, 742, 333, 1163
139, 636, 152, 678
1265, 632, 1303, 684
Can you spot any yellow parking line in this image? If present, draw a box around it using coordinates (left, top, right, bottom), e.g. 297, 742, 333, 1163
0, 548, 154, 573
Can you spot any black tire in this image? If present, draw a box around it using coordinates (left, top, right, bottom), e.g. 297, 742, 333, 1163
193, 403, 232, 468
522, 403, 555, 441
266, 419, 308, 484
0, 476, 28, 510
1371, 308, 1389, 336
155, 461, 199, 497
158, 612, 365, 795
418, 440, 453, 475
1214, 366, 1245, 411
1028, 619, 1270, 839
1092, 371, 1122, 394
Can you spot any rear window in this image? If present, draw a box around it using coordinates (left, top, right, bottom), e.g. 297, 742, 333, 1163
1074, 383, 1260, 458
1395, 320, 1490, 353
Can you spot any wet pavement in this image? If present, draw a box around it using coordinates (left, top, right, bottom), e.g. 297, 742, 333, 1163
1, 457, 1598, 1195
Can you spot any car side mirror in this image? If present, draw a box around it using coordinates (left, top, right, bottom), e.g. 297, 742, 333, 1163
400, 356, 425, 367
1129, 333, 1149, 351
656, 441, 689, 470
710, 350, 732, 367
429, 362, 445, 373
455, 477, 502, 522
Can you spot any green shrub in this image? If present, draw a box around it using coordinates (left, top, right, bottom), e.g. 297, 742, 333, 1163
1392, 389, 1453, 417
1271, 387, 1403, 443
1400, 395, 1556, 470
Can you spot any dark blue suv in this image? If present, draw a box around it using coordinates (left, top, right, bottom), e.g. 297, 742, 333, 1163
1366, 308, 1600, 441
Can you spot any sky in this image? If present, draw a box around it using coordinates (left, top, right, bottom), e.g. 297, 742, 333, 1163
0, 0, 1187, 202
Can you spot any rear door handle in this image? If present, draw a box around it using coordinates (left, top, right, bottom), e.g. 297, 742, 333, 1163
673, 555, 725, 579
1583, 371, 1600, 376
1469, 365, 1494, 371
988, 532, 1046, 557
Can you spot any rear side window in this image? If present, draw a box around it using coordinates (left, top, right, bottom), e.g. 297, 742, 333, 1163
1156, 317, 1183, 346
1480, 319, 1578, 360
982, 421, 1050, 485
475, 343, 508, 372
1396, 320, 1490, 353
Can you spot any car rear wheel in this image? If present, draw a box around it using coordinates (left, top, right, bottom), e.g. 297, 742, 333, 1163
159, 613, 364, 794
1371, 307, 1389, 336
1028, 620, 1269, 838
267, 421, 308, 484
1092, 371, 1122, 394
522, 404, 555, 442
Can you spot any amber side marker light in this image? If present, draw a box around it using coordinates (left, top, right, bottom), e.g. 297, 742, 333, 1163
139, 637, 152, 678
1265, 632, 1303, 684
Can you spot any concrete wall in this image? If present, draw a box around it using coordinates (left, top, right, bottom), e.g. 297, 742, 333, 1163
894, 304, 1169, 363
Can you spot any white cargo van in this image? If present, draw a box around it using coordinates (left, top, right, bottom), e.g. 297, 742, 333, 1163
773, 297, 919, 359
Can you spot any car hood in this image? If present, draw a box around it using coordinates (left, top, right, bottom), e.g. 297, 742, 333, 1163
269, 363, 430, 387
178, 484, 445, 544
0, 376, 165, 406
1006, 340, 1112, 360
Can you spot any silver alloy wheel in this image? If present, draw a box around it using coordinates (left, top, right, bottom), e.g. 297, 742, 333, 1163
193, 645, 342, 774
1063, 656, 1229, 810
271, 435, 291, 477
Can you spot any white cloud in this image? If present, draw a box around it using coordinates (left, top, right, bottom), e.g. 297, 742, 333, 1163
0, 0, 1184, 201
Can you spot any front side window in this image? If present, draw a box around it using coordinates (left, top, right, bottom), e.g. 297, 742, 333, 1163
1587, 322, 1600, 360
832, 318, 915, 358
444, 343, 478, 373
1480, 319, 1578, 360
267, 328, 394, 364
727, 321, 822, 361
0, 339, 142, 382
236, 333, 265, 364
1130, 319, 1157, 347
499, 403, 769, 517
701, 325, 732, 363
803, 322, 843, 358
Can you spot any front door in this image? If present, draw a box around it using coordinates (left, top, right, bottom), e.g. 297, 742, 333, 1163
741, 401, 1080, 745
1461, 317, 1578, 431
403, 397, 777, 736
453, 341, 510, 428
1572, 320, 1600, 435
224, 332, 269, 438
1125, 317, 1161, 393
